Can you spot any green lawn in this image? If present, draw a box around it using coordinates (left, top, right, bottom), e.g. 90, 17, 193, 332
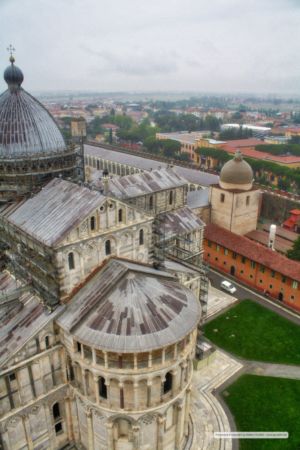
203, 300, 300, 364
222, 375, 300, 450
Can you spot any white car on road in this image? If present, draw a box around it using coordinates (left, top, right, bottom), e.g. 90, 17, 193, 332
220, 280, 237, 294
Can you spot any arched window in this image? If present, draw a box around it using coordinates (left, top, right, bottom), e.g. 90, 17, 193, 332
163, 372, 173, 394
169, 191, 173, 205
68, 252, 75, 270
149, 195, 153, 210
90, 216, 96, 231
52, 402, 60, 419
246, 195, 250, 206
220, 193, 225, 203
98, 377, 107, 399
45, 336, 50, 349
96, 160, 100, 170
139, 229, 144, 246
118, 209, 123, 223
105, 240, 111, 256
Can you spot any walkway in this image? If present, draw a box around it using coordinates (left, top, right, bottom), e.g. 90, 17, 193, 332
190, 350, 243, 450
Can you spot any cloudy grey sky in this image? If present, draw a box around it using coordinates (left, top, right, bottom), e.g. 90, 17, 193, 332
1, 0, 300, 94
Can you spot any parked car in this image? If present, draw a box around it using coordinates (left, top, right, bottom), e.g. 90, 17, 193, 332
220, 280, 237, 294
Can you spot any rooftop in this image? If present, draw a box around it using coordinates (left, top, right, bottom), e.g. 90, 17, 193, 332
107, 167, 187, 199
159, 206, 205, 240
57, 258, 201, 352
0, 271, 62, 368
204, 223, 300, 282
85, 144, 219, 187
5, 178, 106, 247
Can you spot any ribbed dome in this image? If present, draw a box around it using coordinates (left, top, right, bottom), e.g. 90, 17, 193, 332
219, 150, 253, 191
0, 58, 66, 158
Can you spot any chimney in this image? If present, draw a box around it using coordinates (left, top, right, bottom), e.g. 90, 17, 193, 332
268, 224, 276, 250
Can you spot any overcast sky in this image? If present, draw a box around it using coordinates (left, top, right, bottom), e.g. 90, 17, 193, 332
1, 0, 300, 94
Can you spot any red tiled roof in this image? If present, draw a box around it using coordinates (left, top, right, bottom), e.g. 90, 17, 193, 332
290, 209, 300, 215
222, 139, 263, 148
219, 144, 300, 164
204, 223, 300, 282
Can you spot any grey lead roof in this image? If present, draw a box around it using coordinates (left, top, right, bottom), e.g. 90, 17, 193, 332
6, 178, 106, 247
0, 271, 62, 368
0, 88, 66, 157
107, 168, 187, 199
187, 189, 210, 209
158, 206, 205, 240
85, 144, 219, 187
57, 258, 201, 352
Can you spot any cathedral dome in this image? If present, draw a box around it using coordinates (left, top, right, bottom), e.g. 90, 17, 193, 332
219, 150, 253, 191
0, 57, 66, 158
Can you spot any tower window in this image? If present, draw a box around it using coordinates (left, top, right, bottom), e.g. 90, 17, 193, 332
68, 252, 75, 270
246, 195, 250, 206
169, 191, 173, 205
52, 402, 60, 420
99, 377, 107, 399
45, 336, 50, 349
105, 240, 111, 256
118, 209, 123, 222
220, 193, 225, 203
90, 216, 96, 230
163, 372, 173, 394
55, 422, 63, 435
139, 229, 144, 246
149, 195, 153, 209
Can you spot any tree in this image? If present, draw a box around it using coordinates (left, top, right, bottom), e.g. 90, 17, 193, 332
160, 139, 181, 157
143, 136, 161, 154
287, 237, 300, 261
108, 128, 113, 144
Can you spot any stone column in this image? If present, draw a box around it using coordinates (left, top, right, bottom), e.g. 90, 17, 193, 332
180, 363, 187, 389
94, 375, 100, 405
132, 424, 140, 450
92, 348, 97, 366
60, 348, 68, 383
65, 398, 74, 442
104, 352, 108, 369
148, 351, 152, 368
106, 422, 114, 450
171, 369, 179, 396
86, 409, 94, 450
134, 353, 138, 370
106, 381, 111, 408
157, 416, 166, 450
184, 387, 192, 436
81, 368, 87, 396
174, 344, 178, 360
162, 348, 166, 365
175, 402, 184, 450
22, 415, 34, 450
44, 405, 56, 450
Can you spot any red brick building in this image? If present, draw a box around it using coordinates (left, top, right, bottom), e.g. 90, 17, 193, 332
283, 209, 300, 233
204, 223, 300, 311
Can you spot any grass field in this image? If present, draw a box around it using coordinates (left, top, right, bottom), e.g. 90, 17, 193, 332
222, 375, 300, 450
203, 300, 300, 364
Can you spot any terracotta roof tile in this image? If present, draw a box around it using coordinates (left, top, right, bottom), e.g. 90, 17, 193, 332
204, 223, 300, 282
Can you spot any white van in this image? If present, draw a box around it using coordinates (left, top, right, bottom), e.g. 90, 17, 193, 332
220, 280, 237, 294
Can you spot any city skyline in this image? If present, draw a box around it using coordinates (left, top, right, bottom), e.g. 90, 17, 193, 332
1, 0, 300, 94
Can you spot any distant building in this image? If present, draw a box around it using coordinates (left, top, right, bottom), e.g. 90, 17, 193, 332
283, 209, 300, 233
204, 223, 300, 310
221, 123, 271, 138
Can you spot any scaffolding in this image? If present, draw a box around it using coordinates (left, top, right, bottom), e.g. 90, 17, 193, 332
152, 214, 209, 322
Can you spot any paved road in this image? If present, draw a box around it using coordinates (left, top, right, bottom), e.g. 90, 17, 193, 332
208, 268, 300, 326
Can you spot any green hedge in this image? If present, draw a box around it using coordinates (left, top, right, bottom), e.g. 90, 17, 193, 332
255, 144, 300, 156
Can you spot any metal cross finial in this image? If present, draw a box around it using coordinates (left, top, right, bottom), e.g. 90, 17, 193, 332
7, 44, 15, 58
